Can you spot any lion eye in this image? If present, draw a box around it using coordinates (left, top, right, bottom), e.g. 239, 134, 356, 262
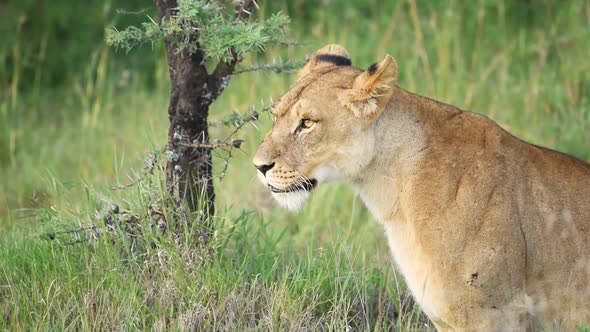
301, 119, 315, 129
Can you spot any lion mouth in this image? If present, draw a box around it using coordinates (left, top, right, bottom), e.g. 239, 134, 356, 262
270, 179, 317, 193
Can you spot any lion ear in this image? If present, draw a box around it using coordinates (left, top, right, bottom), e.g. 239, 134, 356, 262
340, 54, 398, 119
298, 44, 352, 78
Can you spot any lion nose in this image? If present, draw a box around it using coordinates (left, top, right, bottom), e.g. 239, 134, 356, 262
255, 162, 275, 176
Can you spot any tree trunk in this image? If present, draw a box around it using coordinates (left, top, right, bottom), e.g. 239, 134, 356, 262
153, 0, 255, 238
165, 49, 216, 217
154, 0, 215, 225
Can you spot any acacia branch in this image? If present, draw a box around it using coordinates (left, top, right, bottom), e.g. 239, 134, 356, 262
153, 0, 177, 21
178, 140, 244, 150
210, 0, 258, 96
232, 57, 307, 75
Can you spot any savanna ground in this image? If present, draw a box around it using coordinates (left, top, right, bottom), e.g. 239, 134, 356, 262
1, 0, 590, 330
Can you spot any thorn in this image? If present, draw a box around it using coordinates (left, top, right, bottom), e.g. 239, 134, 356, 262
146, 15, 158, 26
250, 111, 259, 121
232, 139, 245, 149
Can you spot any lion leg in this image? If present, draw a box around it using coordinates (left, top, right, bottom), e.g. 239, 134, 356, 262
430, 304, 529, 331
464, 306, 529, 331
423, 285, 531, 331
434, 234, 529, 331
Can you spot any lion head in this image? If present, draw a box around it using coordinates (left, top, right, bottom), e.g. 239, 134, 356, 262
253, 44, 398, 211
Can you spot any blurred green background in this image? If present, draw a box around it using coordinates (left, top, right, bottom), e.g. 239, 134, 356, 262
1, 0, 589, 330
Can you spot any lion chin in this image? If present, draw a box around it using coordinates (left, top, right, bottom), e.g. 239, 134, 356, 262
270, 191, 310, 212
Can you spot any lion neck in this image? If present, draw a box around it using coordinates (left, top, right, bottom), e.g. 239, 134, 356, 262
351, 86, 456, 223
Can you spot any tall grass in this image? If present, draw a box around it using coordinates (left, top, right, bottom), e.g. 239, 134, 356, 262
1, 0, 590, 330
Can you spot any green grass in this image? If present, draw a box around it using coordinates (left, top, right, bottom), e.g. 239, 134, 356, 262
2, 0, 590, 330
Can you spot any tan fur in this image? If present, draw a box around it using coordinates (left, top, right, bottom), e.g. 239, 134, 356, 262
253, 45, 590, 331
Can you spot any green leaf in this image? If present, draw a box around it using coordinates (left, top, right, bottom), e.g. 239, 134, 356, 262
106, 1, 291, 62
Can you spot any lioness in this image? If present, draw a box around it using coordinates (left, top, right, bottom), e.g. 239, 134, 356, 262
252, 44, 590, 331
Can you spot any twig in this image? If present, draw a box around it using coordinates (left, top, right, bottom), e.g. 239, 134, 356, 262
232, 58, 307, 75
41, 225, 98, 240
210, 0, 258, 97
115, 8, 151, 15
178, 139, 244, 150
